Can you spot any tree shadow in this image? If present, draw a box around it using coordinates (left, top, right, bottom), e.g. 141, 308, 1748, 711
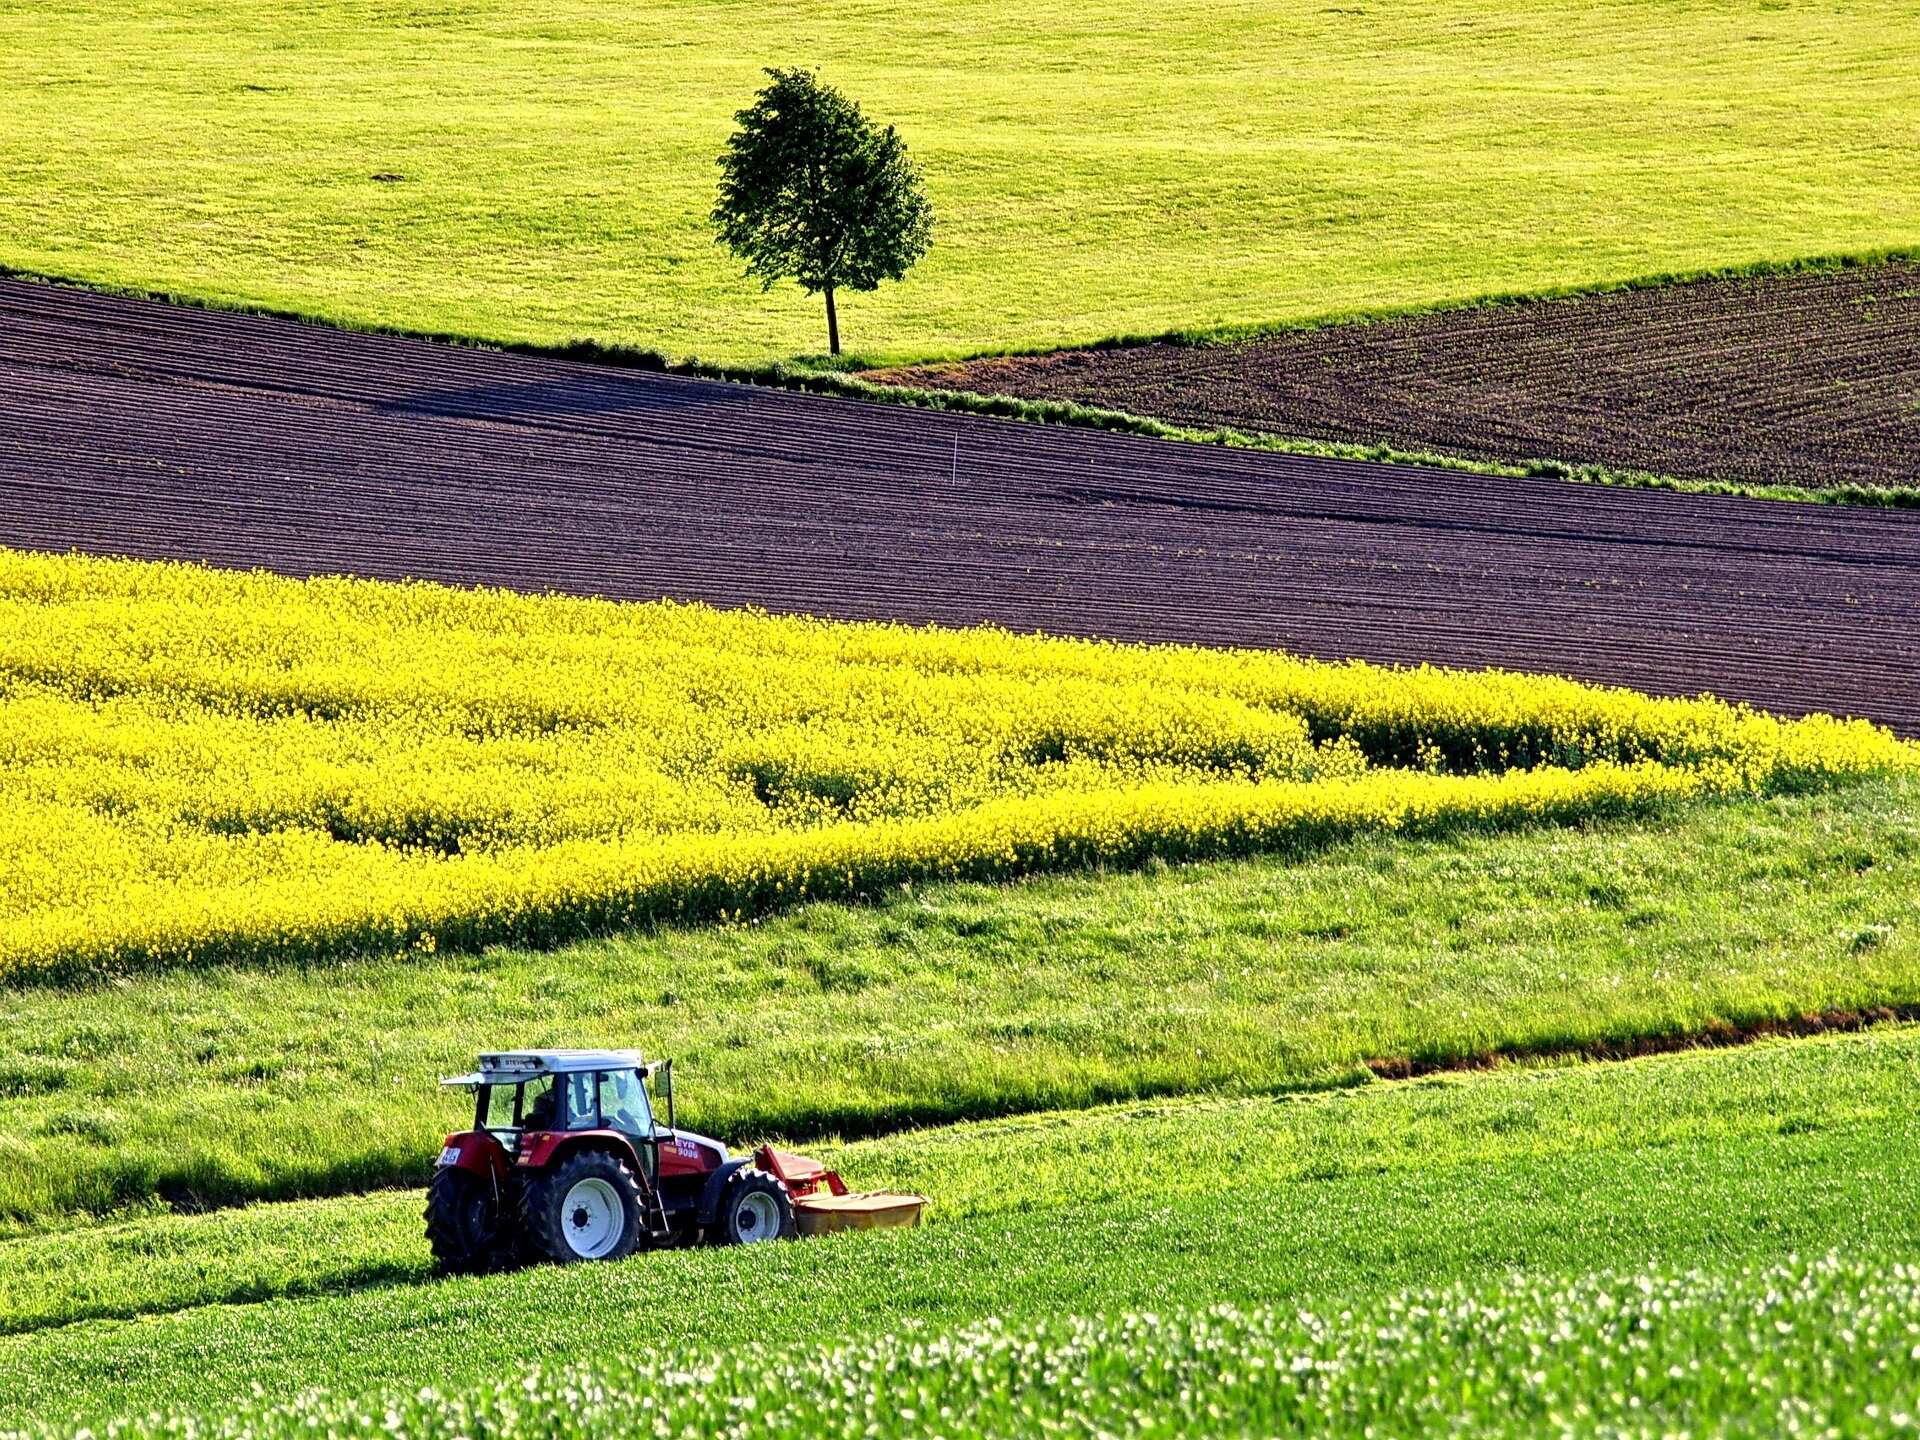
386, 371, 745, 427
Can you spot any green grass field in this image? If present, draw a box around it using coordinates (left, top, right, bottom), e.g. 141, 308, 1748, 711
3, 778, 1914, 1232
37, 1254, 1913, 1440
6, 3, 1918, 1431
2, 0, 1916, 363
5, 1022, 1917, 1428
4, 774, 1913, 1434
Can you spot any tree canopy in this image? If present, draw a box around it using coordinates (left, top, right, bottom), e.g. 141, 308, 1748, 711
713, 68, 934, 356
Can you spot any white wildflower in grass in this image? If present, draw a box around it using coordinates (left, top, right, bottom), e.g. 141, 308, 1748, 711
24, 1252, 1920, 1440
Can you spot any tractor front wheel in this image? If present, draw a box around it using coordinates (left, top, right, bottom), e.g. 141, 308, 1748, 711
425, 1167, 515, 1275
519, 1151, 645, 1264
714, 1169, 796, 1245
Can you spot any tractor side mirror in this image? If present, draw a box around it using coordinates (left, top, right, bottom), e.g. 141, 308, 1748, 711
662, 1058, 675, 1132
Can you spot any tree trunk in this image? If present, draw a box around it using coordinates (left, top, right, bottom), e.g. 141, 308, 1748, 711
824, 286, 840, 356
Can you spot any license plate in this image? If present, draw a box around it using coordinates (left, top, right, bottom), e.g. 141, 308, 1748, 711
437, 1145, 460, 1167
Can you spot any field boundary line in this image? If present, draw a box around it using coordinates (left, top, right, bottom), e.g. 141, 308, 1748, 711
863, 245, 1920, 359
6, 250, 1920, 510
9, 245, 1916, 365
12, 1002, 1920, 1243
748, 367, 1920, 511
1365, 1002, 1920, 1081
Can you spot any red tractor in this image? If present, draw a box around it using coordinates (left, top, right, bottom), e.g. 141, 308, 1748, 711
426, 1049, 922, 1271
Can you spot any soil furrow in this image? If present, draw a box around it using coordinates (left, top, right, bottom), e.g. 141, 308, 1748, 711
873, 262, 1920, 494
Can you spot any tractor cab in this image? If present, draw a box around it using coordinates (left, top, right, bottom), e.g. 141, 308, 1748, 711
454, 1050, 672, 1180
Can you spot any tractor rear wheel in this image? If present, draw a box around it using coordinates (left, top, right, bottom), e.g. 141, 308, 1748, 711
715, 1169, 795, 1245
424, 1167, 514, 1274
519, 1151, 645, 1264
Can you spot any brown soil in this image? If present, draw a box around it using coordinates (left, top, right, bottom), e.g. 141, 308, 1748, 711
873, 264, 1920, 493
3, 278, 1919, 735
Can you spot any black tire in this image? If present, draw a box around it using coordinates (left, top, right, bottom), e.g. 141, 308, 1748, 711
714, 1169, 796, 1245
518, 1150, 645, 1265
424, 1167, 515, 1275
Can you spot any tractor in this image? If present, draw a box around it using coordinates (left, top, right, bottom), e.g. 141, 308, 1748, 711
426, 1049, 923, 1271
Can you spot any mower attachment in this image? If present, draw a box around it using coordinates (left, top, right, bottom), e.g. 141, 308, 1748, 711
754, 1144, 928, 1237
790, 1190, 929, 1237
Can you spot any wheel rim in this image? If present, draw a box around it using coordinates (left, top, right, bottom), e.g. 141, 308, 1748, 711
560, 1177, 626, 1259
735, 1190, 781, 1242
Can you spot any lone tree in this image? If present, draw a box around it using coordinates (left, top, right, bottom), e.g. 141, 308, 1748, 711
713, 68, 933, 356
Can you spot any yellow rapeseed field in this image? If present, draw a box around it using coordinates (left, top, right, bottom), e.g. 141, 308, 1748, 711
1, 549, 1910, 980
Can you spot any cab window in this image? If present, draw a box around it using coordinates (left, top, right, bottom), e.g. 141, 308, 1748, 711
520, 1075, 558, 1132
482, 1084, 518, 1131
562, 1071, 599, 1130
596, 1069, 653, 1136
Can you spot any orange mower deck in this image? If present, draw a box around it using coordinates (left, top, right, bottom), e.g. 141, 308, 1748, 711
754, 1145, 928, 1236
793, 1190, 928, 1236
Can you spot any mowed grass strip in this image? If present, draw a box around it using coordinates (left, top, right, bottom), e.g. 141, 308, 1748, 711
4, 1020, 1914, 1336
1, 0, 1916, 362
3, 1024, 1917, 1425
2, 778, 1914, 1230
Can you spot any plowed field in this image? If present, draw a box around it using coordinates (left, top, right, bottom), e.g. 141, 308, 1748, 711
3, 279, 1919, 735
876, 264, 1920, 493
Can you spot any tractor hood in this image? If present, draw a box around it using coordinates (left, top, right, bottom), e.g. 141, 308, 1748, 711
659, 1128, 729, 1172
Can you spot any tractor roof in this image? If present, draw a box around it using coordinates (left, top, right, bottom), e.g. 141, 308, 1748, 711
441, 1049, 647, 1088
